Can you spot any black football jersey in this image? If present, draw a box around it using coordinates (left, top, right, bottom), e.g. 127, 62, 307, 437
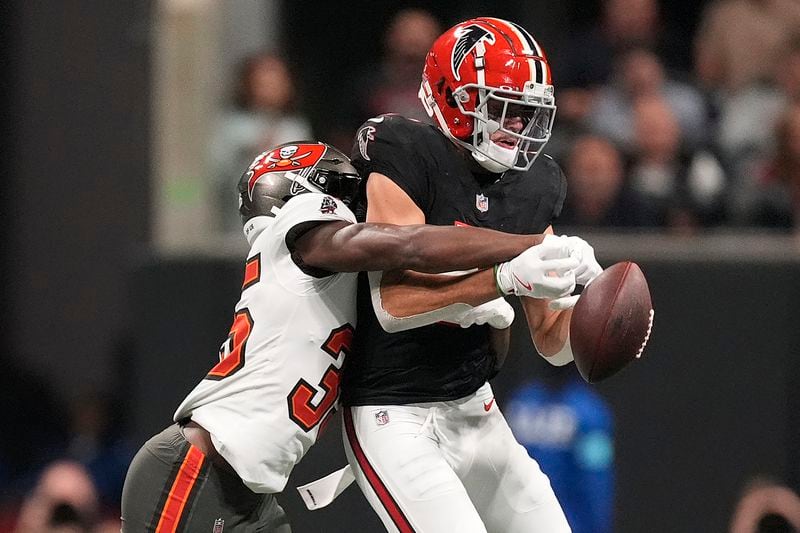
343, 114, 567, 406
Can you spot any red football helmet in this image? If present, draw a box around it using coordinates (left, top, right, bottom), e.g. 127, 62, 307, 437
418, 17, 556, 172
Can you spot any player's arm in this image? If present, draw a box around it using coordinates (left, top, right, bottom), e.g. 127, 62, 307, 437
356, 173, 519, 331
519, 225, 582, 366
519, 225, 570, 364
520, 220, 607, 366
292, 174, 525, 331
377, 268, 515, 360
521, 295, 573, 364
294, 219, 544, 274
351, 175, 577, 332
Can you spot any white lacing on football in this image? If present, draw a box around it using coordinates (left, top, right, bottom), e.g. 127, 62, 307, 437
635, 309, 655, 359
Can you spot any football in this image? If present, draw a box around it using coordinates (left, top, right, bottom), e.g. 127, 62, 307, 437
569, 261, 654, 383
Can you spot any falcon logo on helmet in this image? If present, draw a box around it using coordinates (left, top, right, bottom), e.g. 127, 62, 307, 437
451, 25, 495, 81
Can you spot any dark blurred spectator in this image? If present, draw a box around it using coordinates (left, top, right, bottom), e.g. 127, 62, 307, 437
333, 9, 440, 149
695, 0, 800, 94
749, 104, 800, 229
360, 9, 439, 123
558, 135, 657, 227
729, 478, 800, 533
556, 0, 673, 88
586, 46, 710, 150
0, 357, 69, 502
715, 39, 800, 159
775, 38, 800, 105
548, 0, 687, 161
0, 357, 132, 526
506, 366, 614, 533
714, 39, 800, 222
64, 391, 135, 510
628, 95, 727, 230
209, 52, 312, 232
12, 461, 101, 533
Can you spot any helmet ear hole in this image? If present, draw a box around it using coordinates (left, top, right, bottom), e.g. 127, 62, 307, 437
444, 87, 458, 108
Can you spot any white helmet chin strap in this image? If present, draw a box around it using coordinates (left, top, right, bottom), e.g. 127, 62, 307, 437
472, 141, 518, 173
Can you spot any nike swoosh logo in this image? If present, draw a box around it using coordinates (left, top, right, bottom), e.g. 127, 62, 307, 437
512, 273, 532, 291
483, 398, 495, 411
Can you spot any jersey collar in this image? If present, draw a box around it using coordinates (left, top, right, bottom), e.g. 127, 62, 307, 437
242, 215, 274, 246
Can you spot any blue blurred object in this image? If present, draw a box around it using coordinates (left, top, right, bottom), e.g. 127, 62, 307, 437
506, 368, 614, 533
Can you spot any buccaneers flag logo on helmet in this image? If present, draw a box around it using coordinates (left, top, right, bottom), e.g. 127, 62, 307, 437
246, 143, 327, 201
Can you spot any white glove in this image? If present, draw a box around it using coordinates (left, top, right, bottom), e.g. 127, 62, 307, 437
454, 298, 515, 329
564, 236, 603, 286
495, 235, 579, 299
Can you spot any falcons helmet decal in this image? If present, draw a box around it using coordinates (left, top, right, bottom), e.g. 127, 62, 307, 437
451, 24, 495, 81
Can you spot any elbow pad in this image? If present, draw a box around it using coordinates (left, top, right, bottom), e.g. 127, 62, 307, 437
535, 334, 575, 367
368, 271, 472, 333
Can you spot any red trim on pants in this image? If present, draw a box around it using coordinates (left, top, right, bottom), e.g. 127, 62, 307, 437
155, 445, 206, 533
344, 407, 415, 533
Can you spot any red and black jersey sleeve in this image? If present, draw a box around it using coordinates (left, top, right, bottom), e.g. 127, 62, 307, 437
351, 115, 432, 213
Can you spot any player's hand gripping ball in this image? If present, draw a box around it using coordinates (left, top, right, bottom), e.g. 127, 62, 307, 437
569, 261, 654, 383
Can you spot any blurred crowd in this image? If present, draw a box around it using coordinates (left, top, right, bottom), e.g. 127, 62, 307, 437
549, 0, 800, 233
0, 357, 133, 531
209, 0, 800, 236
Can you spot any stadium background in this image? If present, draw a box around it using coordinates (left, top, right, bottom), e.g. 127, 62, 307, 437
2, 0, 799, 531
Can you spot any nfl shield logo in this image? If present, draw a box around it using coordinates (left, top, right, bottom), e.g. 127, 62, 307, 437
375, 410, 390, 426
476, 193, 489, 212
213, 518, 225, 533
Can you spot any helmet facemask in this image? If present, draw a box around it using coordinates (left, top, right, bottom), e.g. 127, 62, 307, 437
295, 167, 361, 207
457, 82, 556, 173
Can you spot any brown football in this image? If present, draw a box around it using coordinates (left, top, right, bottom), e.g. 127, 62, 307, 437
569, 261, 654, 383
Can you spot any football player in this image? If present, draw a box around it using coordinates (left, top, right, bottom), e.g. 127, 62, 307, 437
341, 18, 603, 532
120, 141, 593, 532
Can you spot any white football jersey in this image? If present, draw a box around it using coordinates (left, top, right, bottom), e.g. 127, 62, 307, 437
174, 193, 358, 493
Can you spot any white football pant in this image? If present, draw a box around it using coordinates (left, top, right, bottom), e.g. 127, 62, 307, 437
342, 382, 571, 533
